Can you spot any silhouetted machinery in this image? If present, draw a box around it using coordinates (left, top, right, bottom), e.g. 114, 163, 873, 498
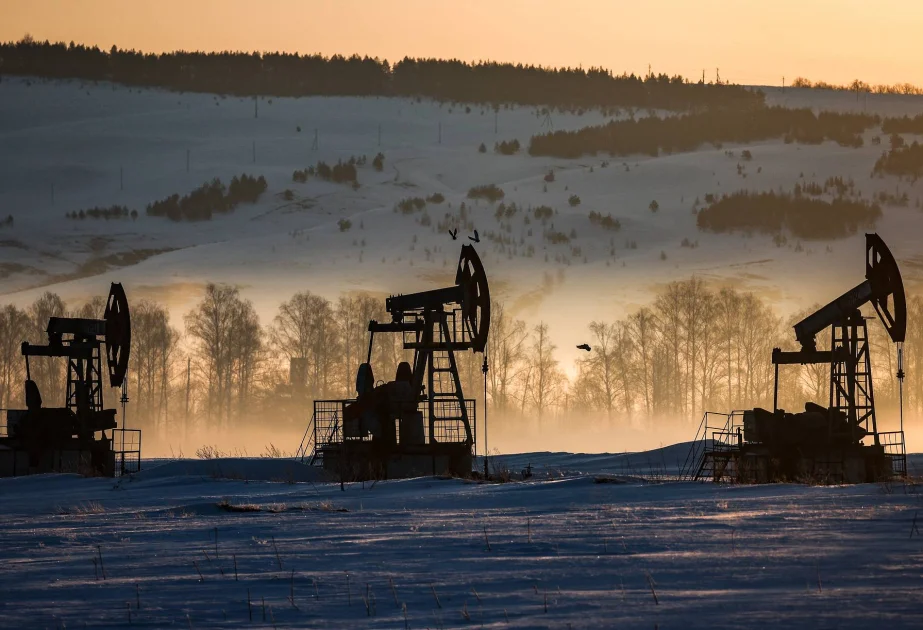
0, 283, 139, 477
306, 245, 489, 480
695, 234, 907, 483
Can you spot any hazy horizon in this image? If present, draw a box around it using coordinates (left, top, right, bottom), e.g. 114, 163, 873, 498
5, 0, 923, 88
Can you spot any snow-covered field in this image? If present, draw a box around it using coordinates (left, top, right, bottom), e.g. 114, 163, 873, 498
3, 77, 923, 376
4, 82, 923, 627
2, 452, 923, 629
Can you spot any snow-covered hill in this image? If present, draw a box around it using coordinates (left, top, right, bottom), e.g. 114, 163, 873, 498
3, 79, 923, 361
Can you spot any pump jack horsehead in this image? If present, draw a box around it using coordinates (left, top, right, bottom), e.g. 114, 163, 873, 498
308, 244, 490, 480
0, 283, 135, 478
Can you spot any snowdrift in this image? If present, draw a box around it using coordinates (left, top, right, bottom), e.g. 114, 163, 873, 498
134, 457, 328, 482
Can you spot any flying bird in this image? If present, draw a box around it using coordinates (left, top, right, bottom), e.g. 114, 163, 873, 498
469, 230, 480, 243
577, 343, 591, 351
448, 228, 458, 240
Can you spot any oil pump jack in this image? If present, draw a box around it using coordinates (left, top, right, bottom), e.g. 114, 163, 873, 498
692, 234, 907, 483
305, 244, 490, 480
0, 283, 137, 477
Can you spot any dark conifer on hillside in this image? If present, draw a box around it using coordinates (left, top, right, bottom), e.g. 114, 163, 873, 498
528, 107, 877, 159
696, 190, 880, 239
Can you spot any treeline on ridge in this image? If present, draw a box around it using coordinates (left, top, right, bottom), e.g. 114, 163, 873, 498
528, 107, 878, 159
146, 174, 267, 221
1, 38, 762, 111
695, 190, 881, 239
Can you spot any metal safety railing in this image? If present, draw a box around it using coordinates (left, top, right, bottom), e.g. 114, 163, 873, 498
304, 397, 476, 466
681, 411, 746, 481
112, 428, 141, 476
879, 430, 907, 477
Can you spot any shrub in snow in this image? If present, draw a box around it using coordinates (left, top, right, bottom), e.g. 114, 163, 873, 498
467, 184, 505, 202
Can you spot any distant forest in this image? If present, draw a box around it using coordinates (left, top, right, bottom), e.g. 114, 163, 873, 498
528, 107, 878, 159
0, 38, 761, 111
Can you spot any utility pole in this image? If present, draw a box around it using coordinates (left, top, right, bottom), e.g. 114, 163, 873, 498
120, 380, 129, 473
185, 357, 191, 421
482, 348, 489, 478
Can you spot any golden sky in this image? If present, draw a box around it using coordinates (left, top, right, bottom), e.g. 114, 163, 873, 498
3, 0, 923, 87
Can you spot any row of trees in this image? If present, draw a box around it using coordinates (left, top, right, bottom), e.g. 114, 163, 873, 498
527, 107, 879, 159
1, 39, 762, 111
790, 77, 923, 96
1, 279, 921, 443
696, 190, 881, 240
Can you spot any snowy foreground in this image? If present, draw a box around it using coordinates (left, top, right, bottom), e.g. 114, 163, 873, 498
3, 451, 923, 629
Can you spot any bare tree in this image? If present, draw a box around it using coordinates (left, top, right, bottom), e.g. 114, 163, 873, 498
0, 305, 30, 409
27, 292, 66, 406
486, 298, 528, 412
627, 307, 658, 415
335, 293, 382, 396
186, 284, 261, 425
230, 298, 263, 418
738, 293, 779, 408
905, 297, 923, 412
131, 299, 179, 434
524, 322, 564, 418
680, 277, 710, 416
72, 295, 106, 319
270, 291, 337, 400
577, 321, 621, 418
655, 281, 685, 415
